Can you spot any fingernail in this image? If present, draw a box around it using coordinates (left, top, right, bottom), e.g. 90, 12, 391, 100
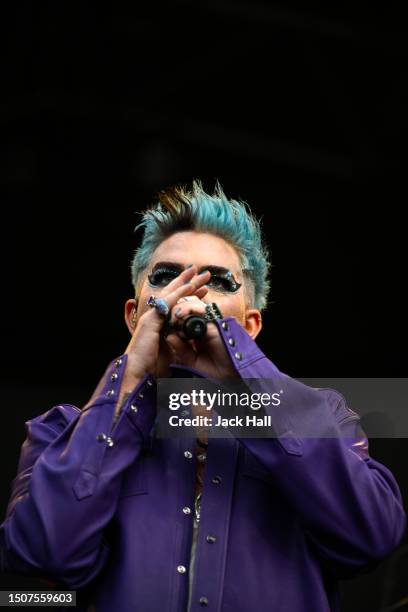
186, 264, 193, 269
183, 280, 192, 285
175, 307, 182, 316
198, 270, 209, 276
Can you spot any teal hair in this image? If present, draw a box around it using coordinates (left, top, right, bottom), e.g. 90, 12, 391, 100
130, 180, 272, 311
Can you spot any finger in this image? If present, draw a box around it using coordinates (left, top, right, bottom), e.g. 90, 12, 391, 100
143, 270, 210, 332
141, 284, 201, 334
174, 299, 205, 317
163, 264, 197, 292
164, 270, 210, 309
176, 294, 203, 306
170, 301, 207, 329
141, 266, 199, 328
194, 285, 209, 300
188, 269, 211, 294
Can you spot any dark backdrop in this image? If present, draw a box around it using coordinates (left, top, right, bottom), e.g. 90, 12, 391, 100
1, 3, 407, 611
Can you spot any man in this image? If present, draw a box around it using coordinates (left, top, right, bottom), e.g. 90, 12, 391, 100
1, 181, 406, 611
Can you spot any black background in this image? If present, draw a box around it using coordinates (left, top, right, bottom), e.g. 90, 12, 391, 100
1, 3, 407, 611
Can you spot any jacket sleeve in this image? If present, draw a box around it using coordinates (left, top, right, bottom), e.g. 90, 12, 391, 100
0, 354, 156, 589
214, 317, 407, 579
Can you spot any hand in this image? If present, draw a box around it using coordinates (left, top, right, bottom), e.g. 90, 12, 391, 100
117, 265, 211, 411
164, 295, 238, 381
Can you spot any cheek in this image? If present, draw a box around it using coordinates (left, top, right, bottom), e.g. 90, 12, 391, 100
207, 292, 245, 322
137, 283, 154, 316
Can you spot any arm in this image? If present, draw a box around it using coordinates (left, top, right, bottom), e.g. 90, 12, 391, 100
0, 265, 210, 589
214, 317, 407, 579
0, 355, 156, 589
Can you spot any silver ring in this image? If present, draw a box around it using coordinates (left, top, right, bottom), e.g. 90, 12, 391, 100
204, 302, 223, 321
147, 295, 170, 317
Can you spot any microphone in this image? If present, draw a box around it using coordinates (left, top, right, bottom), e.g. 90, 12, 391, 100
163, 304, 222, 340
182, 314, 208, 339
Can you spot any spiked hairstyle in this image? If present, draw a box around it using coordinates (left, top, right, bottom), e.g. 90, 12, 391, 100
130, 181, 272, 311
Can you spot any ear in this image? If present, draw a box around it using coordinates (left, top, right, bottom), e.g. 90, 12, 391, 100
124, 298, 138, 335
244, 308, 262, 340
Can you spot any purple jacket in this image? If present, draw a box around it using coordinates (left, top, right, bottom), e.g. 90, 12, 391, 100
1, 317, 406, 611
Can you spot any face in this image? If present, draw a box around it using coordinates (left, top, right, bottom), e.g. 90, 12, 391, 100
125, 230, 262, 339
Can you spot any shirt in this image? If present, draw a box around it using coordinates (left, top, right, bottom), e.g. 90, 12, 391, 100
0, 316, 406, 612
187, 518, 199, 612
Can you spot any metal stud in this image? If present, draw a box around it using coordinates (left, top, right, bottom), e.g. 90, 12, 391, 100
177, 565, 186, 574
212, 475, 222, 484
234, 352, 242, 360
184, 450, 193, 459
146, 379, 153, 387
96, 433, 107, 442
206, 535, 216, 543
130, 404, 138, 413
114, 358, 123, 367
111, 372, 118, 381
106, 437, 114, 447
106, 389, 115, 397
228, 338, 235, 346
182, 506, 191, 515
221, 322, 229, 331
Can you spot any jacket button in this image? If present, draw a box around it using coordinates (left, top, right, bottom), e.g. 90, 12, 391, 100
184, 451, 193, 459
206, 535, 216, 543
212, 475, 222, 484
182, 506, 192, 515
177, 565, 186, 574
199, 596, 209, 606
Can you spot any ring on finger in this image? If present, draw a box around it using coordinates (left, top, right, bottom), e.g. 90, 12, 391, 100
147, 295, 170, 317
204, 302, 223, 321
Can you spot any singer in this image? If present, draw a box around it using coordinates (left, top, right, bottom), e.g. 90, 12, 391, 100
1, 181, 406, 612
